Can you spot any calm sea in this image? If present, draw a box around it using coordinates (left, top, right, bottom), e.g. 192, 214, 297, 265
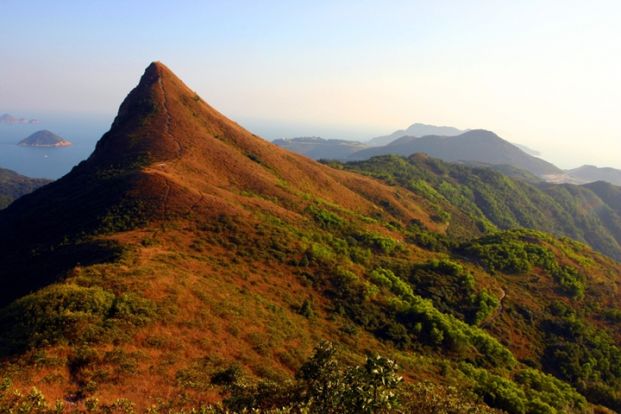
0, 113, 111, 179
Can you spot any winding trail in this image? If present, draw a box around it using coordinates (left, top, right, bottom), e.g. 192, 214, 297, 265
158, 77, 183, 159
148, 78, 196, 240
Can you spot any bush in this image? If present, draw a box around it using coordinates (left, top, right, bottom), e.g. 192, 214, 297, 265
227, 341, 403, 413
0, 284, 155, 354
353, 232, 402, 255
391, 296, 515, 367
369, 268, 413, 299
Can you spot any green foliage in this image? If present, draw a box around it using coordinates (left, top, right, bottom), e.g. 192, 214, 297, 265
515, 368, 587, 412
226, 341, 402, 413
461, 230, 586, 298
307, 205, 345, 229
462, 365, 586, 414
342, 154, 621, 261
471, 290, 500, 325
353, 231, 402, 255
542, 305, 621, 410
406, 259, 498, 325
461, 231, 554, 274
550, 265, 585, 298
389, 296, 515, 368
369, 268, 413, 298
0, 284, 155, 355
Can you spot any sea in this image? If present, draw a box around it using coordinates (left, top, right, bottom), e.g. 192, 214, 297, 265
0, 113, 111, 179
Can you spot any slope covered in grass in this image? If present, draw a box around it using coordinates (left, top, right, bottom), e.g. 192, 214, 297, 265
0, 63, 619, 413
338, 154, 621, 261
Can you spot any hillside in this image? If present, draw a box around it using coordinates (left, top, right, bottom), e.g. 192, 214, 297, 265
338, 154, 621, 261
272, 136, 368, 160
0, 63, 620, 413
0, 167, 50, 209
18, 130, 72, 147
368, 123, 464, 147
349, 130, 562, 177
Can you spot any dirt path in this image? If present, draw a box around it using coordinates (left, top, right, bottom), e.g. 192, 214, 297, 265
158, 77, 183, 158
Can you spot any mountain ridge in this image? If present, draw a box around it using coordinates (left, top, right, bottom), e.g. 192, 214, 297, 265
349, 129, 562, 177
368, 122, 465, 146
273, 136, 369, 159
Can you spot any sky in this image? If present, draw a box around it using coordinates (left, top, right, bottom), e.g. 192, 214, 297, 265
1, 0, 620, 169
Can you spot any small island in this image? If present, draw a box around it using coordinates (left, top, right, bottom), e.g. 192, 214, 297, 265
0, 113, 39, 124
18, 130, 72, 148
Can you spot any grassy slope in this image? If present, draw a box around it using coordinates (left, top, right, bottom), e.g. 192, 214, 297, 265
339, 154, 621, 261
0, 64, 619, 413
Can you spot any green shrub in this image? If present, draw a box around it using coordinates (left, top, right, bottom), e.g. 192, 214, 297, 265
369, 268, 413, 298
227, 341, 402, 413
391, 296, 515, 367
353, 232, 402, 255
0, 284, 155, 354
307, 205, 345, 229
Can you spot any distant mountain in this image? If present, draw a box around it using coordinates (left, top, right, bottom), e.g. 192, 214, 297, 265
566, 165, 621, 186
512, 143, 541, 156
368, 123, 464, 147
273, 136, 368, 159
18, 130, 72, 147
349, 129, 562, 176
0, 113, 39, 125
0, 167, 50, 209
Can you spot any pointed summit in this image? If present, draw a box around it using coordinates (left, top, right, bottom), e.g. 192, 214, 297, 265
0, 62, 428, 306
87, 61, 193, 168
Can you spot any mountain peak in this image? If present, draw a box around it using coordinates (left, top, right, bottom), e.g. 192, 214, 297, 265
0, 61, 432, 306
87, 61, 213, 169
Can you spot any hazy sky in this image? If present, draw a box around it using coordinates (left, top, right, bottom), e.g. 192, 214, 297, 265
1, 1, 620, 169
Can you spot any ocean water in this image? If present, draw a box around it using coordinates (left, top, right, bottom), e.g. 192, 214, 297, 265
0, 113, 111, 179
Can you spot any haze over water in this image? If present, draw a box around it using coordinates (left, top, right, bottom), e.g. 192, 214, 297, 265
0, 114, 109, 179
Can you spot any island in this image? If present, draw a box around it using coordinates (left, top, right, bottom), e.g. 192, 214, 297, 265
0, 113, 39, 124
18, 130, 72, 147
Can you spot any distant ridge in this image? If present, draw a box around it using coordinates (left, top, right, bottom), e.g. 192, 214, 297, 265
0, 113, 39, 125
349, 129, 561, 176
567, 165, 621, 186
368, 122, 464, 147
273, 136, 369, 159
